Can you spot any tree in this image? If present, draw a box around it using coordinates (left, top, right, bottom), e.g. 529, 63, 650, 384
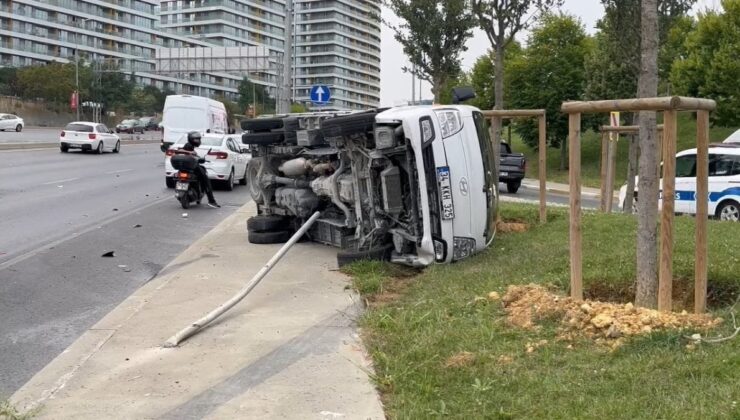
291, 102, 308, 113
635, 0, 660, 309
507, 13, 592, 169
471, 0, 563, 142
468, 42, 522, 110
0, 68, 19, 96
386, 0, 475, 102
671, 0, 740, 126
16, 62, 91, 105
98, 71, 134, 111
238, 78, 275, 115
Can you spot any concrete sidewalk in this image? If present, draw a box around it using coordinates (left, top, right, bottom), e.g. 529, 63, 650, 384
11, 203, 385, 419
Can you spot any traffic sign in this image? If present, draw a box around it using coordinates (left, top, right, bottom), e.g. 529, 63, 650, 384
310, 85, 331, 104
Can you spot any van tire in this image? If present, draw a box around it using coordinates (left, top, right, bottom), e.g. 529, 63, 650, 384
321, 111, 377, 139
336, 243, 394, 268
247, 215, 289, 232
248, 229, 293, 244
241, 118, 283, 132
242, 131, 284, 145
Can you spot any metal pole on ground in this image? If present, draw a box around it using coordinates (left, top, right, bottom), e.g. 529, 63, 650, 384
164, 211, 322, 347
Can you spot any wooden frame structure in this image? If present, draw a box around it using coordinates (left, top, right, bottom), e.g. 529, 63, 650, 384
482, 109, 547, 223
598, 124, 664, 212
561, 97, 716, 312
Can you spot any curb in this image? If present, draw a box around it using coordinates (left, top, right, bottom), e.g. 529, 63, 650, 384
0, 139, 161, 151
521, 179, 618, 200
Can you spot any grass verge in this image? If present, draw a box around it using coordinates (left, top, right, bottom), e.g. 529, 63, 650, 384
510, 114, 738, 189
0, 401, 34, 420
349, 203, 740, 419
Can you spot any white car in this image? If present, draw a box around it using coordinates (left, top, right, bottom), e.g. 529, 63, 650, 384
619, 144, 740, 221
164, 133, 250, 190
59, 122, 121, 154
0, 113, 24, 132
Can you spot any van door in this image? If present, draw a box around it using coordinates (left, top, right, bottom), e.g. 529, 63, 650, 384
674, 153, 697, 214
708, 154, 740, 214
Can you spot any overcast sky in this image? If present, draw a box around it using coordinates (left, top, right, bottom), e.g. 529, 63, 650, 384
379, 0, 724, 106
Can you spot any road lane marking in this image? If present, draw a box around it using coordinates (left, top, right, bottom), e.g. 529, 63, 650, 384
106, 169, 134, 175
42, 177, 79, 185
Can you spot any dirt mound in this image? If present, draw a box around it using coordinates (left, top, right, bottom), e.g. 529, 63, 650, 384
500, 284, 722, 345
496, 220, 529, 233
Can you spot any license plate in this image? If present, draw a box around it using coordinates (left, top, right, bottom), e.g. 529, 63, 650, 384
437, 167, 455, 220
500, 171, 509, 177
175, 182, 189, 191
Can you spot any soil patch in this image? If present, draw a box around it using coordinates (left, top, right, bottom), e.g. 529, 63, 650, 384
443, 351, 476, 368
501, 284, 722, 347
497, 219, 529, 233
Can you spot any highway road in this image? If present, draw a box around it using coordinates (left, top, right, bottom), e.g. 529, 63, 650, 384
0, 144, 251, 397
0, 127, 160, 145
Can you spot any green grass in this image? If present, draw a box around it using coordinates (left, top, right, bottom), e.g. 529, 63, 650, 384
0, 401, 34, 420
352, 203, 740, 419
511, 114, 739, 189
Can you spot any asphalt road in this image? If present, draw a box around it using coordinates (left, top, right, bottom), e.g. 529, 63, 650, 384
0, 127, 160, 145
500, 182, 611, 210
0, 144, 251, 397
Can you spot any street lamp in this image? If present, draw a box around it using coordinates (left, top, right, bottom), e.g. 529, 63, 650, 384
74, 18, 89, 121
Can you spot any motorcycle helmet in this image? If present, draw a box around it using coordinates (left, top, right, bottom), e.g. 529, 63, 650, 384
187, 131, 202, 148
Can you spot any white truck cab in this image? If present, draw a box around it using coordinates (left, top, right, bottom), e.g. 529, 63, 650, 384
241, 102, 499, 267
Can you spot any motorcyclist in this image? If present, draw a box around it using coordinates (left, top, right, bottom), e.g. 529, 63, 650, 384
174, 131, 220, 208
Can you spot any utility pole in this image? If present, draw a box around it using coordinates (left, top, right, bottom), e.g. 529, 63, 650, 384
279, 0, 293, 113
74, 18, 88, 121
411, 63, 416, 105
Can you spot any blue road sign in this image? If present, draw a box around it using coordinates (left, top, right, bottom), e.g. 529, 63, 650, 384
310, 85, 331, 104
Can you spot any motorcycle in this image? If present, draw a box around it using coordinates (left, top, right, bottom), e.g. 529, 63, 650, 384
170, 150, 209, 209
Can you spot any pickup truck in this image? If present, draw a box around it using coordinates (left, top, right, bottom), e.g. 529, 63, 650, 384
499, 142, 526, 193
240, 104, 500, 267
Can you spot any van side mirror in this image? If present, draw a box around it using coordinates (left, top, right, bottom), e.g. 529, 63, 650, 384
452, 86, 476, 104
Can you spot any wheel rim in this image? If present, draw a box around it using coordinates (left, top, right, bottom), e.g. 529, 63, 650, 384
720, 204, 740, 221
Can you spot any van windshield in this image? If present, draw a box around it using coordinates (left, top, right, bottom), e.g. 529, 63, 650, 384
164, 107, 207, 130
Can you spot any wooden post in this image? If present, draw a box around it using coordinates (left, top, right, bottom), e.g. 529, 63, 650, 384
599, 132, 608, 212
569, 113, 583, 300
659, 110, 677, 311
538, 115, 547, 223
695, 110, 709, 313
605, 133, 618, 213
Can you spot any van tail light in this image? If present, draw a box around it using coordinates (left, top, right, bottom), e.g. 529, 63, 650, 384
208, 151, 228, 159
177, 172, 190, 181
88, 133, 96, 140
165, 149, 175, 156
60, 131, 65, 137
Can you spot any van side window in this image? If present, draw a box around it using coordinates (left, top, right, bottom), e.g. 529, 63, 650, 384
676, 154, 697, 178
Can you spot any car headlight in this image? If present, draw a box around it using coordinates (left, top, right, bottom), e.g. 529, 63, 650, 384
452, 237, 476, 261
434, 109, 463, 138
433, 238, 447, 262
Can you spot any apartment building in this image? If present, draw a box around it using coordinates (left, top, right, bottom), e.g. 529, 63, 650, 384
0, 0, 264, 100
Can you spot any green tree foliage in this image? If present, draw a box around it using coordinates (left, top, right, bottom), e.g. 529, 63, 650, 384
0, 68, 19, 96
98, 71, 135, 111
127, 84, 168, 115
671, 0, 740, 125
508, 14, 592, 156
238, 78, 275, 115
16, 62, 91, 104
468, 42, 522, 110
290, 102, 308, 113
386, 0, 475, 102
585, 0, 696, 102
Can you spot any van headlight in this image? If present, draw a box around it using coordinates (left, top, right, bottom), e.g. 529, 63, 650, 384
452, 237, 476, 261
433, 238, 447, 262
434, 110, 463, 138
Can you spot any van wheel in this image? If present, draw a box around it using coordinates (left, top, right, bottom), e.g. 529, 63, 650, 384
717, 200, 740, 222
248, 229, 293, 244
247, 215, 289, 232
241, 131, 284, 145
336, 243, 394, 268
320, 111, 378, 139
241, 118, 284, 132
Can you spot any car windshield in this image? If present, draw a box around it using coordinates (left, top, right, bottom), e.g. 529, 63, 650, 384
64, 123, 93, 132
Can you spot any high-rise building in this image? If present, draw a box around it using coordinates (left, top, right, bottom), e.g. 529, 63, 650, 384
159, 0, 381, 110
0, 0, 259, 100
293, 0, 381, 110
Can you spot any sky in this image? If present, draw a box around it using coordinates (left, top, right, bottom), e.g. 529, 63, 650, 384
379, 0, 724, 106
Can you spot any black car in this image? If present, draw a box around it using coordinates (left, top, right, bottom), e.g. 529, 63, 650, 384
499, 142, 526, 193
140, 117, 160, 131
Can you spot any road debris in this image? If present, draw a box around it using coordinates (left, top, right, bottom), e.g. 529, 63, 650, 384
118, 264, 131, 272
133, 224, 142, 228
101, 251, 115, 257
181, 213, 188, 218
499, 284, 722, 346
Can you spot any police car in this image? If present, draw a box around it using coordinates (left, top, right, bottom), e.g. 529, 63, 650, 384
619, 143, 740, 221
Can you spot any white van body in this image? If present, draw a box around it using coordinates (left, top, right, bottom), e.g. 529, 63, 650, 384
619, 144, 740, 221
161, 95, 228, 150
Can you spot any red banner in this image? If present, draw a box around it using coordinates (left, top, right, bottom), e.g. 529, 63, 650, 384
70, 91, 78, 110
